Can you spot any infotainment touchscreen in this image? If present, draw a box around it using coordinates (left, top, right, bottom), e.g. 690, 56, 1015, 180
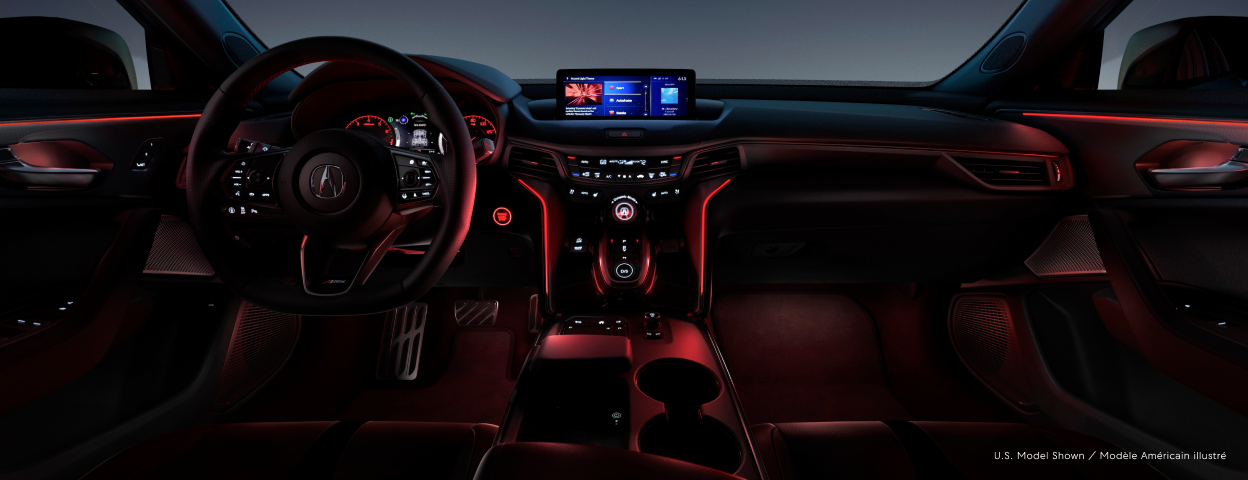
556, 69, 695, 120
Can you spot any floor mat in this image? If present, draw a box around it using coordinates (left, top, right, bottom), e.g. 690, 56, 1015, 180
337, 330, 516, 424
713, 292, 913, 423
227, 287, 537, 425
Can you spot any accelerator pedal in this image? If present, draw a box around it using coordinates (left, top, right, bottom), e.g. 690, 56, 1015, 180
454, 300, 498, 326
376, 302, 426, 380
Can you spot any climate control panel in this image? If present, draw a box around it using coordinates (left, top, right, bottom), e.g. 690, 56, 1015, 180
564, 155, 683, 185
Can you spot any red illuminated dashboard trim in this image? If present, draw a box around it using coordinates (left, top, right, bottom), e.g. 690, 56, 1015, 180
516, 178, 550, 296
1022, 112, 1248, 127
0, 113, 202, 128
699, 178, 732, 296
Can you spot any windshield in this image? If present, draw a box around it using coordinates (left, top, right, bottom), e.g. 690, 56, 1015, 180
230, 0, 1023, 86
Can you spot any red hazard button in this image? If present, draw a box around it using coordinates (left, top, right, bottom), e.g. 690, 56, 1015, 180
493, 207, 512, 226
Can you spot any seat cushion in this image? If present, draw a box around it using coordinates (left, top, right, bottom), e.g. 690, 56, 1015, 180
83, 421, 497, 480
754, 421, 1167, 480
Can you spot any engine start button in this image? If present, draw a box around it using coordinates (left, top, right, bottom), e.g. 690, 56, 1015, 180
492, 207, 512, 226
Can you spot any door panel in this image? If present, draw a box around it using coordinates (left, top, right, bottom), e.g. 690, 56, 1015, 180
0, 102, 201, 415
994, 106, 1248, 417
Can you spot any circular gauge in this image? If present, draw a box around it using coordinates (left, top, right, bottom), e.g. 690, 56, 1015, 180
344, 115, 395, 146
463, 115, 497, 143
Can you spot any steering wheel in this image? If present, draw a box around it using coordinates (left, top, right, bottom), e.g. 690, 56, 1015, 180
186, 37, 476, 315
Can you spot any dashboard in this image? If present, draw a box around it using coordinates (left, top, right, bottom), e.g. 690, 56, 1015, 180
252, 55, 1075, 316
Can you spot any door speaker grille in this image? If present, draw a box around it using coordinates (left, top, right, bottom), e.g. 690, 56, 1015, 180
949, 295, 1037, 412
144, 215, 214, 276
213, 302, 300, 409
1024, 215, 1105, 277
377, 302, 426, 380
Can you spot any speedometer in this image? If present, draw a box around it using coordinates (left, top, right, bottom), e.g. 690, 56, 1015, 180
345, 115, 395, 146
463, 115, 497, 143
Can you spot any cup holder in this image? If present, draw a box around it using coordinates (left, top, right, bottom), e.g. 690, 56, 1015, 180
635, 360, 741, 473
636, 360, 721, 405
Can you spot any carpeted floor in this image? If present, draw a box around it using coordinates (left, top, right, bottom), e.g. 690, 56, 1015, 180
713, 292, 912, 423
712, 287, 1018, 425
337, 330, 516, 424
228, 287, 535, 426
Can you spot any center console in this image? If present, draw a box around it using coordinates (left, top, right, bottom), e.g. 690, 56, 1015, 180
491, 67, 756, 477
497, 311, 762, 479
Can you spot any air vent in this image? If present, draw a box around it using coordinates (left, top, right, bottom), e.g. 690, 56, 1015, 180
508, 146, 559, 178
690, 147, 741, 178
953, 157, 1049, 186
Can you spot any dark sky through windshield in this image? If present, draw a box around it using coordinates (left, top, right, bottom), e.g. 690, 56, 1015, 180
230, 0, 1023, 84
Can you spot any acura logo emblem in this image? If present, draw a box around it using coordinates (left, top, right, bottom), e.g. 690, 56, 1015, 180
310, 165, 345, 199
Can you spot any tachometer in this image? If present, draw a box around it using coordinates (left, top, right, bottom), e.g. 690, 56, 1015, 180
463, 115, 497, 143
345, 115, 395, 146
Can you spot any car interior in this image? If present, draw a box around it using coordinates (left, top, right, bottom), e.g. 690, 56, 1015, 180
2, 0, 1248, 479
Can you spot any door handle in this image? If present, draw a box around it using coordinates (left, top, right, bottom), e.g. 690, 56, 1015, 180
1148, 147, 1248, 188
0, 147, 100, 187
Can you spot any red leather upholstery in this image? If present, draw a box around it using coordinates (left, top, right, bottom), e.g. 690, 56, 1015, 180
753, 421, 1168, 480
82, 421, 496, 480
472, 442, 744, 480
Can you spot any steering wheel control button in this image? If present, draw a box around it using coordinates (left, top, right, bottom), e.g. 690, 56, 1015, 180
611, 198, 638, 224
614, 262, 636, 279
493, 207, 512, 226
394, 153, 437, 205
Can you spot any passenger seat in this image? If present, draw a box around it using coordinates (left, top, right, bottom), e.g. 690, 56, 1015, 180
752, 421, 1167, 479
83, 421, 496, 479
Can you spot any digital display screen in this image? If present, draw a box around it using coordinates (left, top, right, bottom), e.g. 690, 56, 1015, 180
557, 69, 695, 120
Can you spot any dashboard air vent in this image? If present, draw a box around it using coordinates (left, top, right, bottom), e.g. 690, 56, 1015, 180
690, 147, 741, 178
953, 157, 1049, 186
508, 147, 559, 178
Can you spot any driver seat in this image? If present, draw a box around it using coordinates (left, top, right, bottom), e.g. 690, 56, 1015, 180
83, 421, 496, 480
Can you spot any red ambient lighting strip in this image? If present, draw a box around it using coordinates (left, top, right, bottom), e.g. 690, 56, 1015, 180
699, 178, 732, 296
1022, 112, 1248, 127
516, 178, 550, 295
0, 113, 202, 128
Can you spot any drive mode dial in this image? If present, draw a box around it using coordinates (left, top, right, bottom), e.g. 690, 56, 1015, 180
611, 198, 638, 224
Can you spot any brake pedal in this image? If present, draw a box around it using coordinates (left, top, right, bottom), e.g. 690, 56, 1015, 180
376, 302, 426, 380
455, 300, 498, 326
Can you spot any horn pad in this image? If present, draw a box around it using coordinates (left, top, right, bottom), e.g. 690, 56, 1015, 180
276, 128, 395, 245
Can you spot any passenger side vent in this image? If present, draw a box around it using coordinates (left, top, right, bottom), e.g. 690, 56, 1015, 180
690, 147, 741, 178
953, 157, 1049, 186
508, 146, 559, 178
949, 295, 1037, 413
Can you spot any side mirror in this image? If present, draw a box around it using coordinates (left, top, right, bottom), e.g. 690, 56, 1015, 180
0, 16, 136, 89
1119, 16, 1248, 90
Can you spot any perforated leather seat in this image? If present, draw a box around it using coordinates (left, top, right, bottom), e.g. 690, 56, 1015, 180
83, 421, 496, 480
753, 421, 1167, 480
